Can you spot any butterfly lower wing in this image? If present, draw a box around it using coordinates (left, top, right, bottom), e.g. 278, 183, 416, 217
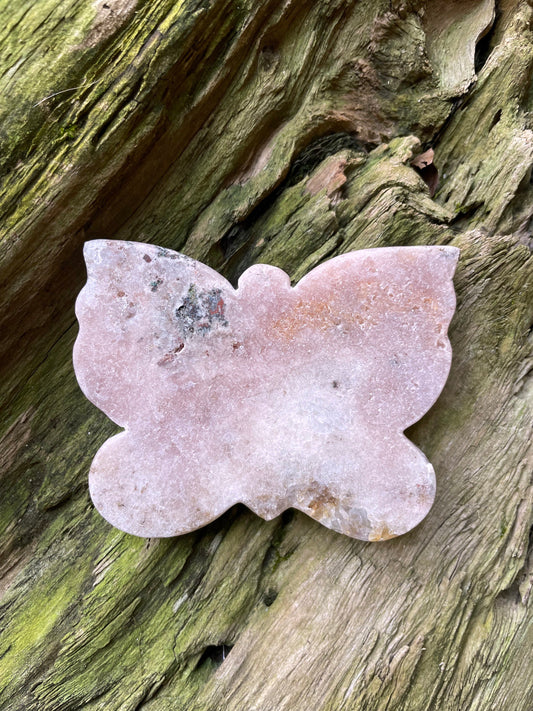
88, 431, 240, 537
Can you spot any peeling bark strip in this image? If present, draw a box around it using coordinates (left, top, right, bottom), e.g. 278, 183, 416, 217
0, 1, 532, 710
411, 148, 439, 197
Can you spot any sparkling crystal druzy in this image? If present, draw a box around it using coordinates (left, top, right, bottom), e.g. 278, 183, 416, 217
74, 240, 459, 541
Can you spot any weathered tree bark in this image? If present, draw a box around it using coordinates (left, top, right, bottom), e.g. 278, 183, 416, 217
1, 0, 532, 709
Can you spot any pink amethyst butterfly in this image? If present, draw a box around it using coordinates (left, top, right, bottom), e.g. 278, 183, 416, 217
74, 240, 458, 541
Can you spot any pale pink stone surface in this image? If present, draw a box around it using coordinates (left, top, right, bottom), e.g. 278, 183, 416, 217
73, 240, 459, 540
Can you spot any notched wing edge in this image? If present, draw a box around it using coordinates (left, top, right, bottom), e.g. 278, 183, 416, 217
294, 245, 460, 291
82, 239, 237, 292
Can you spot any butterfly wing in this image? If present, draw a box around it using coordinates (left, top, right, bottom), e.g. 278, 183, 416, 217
294, 245, 459, 429
74, 240, 242, 536
74, 240, 236, 427
259, 245, 459, 539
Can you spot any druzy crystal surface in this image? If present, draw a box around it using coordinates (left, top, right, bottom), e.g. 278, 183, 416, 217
74, 240, 459, 540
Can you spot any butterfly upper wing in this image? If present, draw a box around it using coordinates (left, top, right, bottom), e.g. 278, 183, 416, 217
293, 246, 459, 430
74, 240, 236, 428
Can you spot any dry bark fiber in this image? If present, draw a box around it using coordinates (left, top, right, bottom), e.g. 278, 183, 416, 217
0, 0, 532, 709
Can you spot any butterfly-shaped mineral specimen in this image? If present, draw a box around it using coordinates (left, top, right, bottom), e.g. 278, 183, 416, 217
74, 240, 459, 541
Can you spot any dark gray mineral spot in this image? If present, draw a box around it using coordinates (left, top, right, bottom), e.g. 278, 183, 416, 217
175, 284, 228, 337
